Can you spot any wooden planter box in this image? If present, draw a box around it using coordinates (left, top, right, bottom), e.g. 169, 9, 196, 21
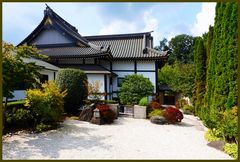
134, 105, 147, 119
107, 104, 119, 119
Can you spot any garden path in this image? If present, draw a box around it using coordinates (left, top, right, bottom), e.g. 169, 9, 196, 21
2, 115, 232, 159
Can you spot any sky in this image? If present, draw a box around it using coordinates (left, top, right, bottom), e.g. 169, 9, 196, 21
2, 2, 216, 46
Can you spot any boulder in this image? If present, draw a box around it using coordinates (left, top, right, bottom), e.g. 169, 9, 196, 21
150, 116, 167, 125
79, 103, 95, 122
207, 140, 226, 151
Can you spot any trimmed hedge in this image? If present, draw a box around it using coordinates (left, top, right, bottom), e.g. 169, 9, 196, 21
56, 68, 88, 115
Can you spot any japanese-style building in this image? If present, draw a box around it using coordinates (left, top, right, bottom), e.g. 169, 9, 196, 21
18, 5, 169, 100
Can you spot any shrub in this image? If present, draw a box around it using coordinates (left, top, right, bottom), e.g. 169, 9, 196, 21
223, 143, 238, 159
36, 123, 52, 133
182, 105, 195, 114
96, 104, 115, 124
148, 101, 161, 109
6, 108, 33, 128
204, 129, 222, 142
162, 107, 183, 123
119, 74, 154, 105
148, 109, 163, 118
25, 81, 66, 128
220, 108, 238, 142
56, 68, 88, 115
96, 104, 110, 111
139, 97, 148, 106
176, 98, 188, 109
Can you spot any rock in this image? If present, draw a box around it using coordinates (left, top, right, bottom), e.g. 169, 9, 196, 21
90, 117, 101, 125
207, 140, 226, 151
150, 116, 167, 125
79, 103, 95, 122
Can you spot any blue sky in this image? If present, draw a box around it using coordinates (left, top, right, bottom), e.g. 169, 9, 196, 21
3, 2, 216, 46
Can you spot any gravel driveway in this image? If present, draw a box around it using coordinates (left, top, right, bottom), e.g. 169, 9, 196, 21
2, 115, 232, 160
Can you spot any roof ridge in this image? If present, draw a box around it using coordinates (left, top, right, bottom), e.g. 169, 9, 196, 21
83, 31, 153, 39
44, 5, 78, 34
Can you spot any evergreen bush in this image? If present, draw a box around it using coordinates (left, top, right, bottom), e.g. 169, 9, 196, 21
56, 68, 88, 115
119, 74, 153, 105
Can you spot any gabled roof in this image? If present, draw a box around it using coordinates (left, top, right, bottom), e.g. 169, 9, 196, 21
18, 5, 90, 48
18, 5, 168, 61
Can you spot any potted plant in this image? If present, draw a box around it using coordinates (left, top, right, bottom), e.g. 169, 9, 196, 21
134, 97, 148, 119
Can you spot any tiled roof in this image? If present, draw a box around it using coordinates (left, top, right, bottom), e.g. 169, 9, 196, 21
39, 47, 112, 59
84, 34, 168, 60
18, 5, 168, 61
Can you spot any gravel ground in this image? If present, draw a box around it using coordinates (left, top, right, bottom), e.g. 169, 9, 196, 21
2, 115, 232, 160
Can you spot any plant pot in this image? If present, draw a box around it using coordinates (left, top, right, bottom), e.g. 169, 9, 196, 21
134, 105, 147, 119
107, 104, 119, 119
125, 105, 134, 115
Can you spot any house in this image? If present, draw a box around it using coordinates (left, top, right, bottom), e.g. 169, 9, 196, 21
18, 5, 169, 100
6, 57, 59, 101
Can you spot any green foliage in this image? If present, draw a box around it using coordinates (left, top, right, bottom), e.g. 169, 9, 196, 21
25, 81, 66, 127
204, 129, 222, 142
56, 68, 88, 115
139, 97, 148, 106
220, 108, 238, 141
2, 42, 46, 100
223, 143, 238, 159
36, 123, 52, 133
6, 108, 33, 127
154, 37, 170, 52
148, 109, 163, 118
182, 105, 195, 115
193, 37, 207, 115
158, 62, 195, 98
119, 74, 154, 105
200, 3, 238, 142
168, 34, 195, 64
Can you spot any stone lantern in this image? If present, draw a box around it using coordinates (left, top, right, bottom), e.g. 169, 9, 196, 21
90, 108, 101, 125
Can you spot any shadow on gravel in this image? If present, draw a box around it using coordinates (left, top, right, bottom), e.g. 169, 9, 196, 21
174, 122, 194, 127
3, 122, 113, 159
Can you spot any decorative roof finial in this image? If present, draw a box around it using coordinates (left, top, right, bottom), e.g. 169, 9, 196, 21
45, 3, 49, 8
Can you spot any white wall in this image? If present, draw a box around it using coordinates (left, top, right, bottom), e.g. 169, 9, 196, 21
112, 61, 134, 70
31, 29, 73, 45
137, 61, 155, 70
87, 74, 105, 100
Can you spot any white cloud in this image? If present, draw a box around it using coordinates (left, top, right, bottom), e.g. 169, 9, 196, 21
141, 10, 159, 46
191, 2, 216, 36
99, 9, 160, 46
99, 20, 138, 35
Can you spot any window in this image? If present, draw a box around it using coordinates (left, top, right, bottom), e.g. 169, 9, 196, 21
117, 77, 124, 87
40, 74, 49, 83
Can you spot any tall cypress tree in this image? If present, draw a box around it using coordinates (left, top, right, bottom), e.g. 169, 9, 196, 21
193, 37, 206, 116
205, 2, 237, 130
